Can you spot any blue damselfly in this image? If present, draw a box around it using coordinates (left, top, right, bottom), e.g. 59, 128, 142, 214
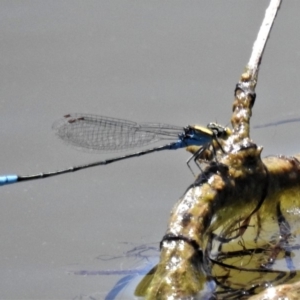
0, 113, 230, 186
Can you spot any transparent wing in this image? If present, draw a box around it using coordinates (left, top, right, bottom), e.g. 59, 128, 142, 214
52, 113, 183, 152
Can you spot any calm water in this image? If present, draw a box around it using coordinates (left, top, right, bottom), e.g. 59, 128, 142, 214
1, 1, 300, 299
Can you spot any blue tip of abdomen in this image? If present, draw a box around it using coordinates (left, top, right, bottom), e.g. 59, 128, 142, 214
0, 175, 18, 186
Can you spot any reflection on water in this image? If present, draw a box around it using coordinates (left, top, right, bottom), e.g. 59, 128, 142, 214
71, 243, 159, 300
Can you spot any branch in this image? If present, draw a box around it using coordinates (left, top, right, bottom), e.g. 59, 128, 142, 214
247, 0, 282, 87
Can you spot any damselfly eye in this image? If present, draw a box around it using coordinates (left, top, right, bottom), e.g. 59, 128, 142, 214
207, 122, 232, 138
207, 123, 224, 137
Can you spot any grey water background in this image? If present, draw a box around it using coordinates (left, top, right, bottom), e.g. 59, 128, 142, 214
1, 1, 300, 299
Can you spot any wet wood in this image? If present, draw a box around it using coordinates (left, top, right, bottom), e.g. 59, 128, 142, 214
133, 1, 300, 299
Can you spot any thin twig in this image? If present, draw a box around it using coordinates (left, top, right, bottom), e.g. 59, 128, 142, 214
246, 0, 282, 89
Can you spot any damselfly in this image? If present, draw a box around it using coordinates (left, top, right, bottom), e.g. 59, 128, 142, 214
0, 113, 230, 186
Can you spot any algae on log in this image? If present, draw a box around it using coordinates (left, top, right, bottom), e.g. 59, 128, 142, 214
134, 1, 300, 299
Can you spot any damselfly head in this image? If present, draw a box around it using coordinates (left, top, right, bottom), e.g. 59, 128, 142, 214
207, 122, 232, 138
